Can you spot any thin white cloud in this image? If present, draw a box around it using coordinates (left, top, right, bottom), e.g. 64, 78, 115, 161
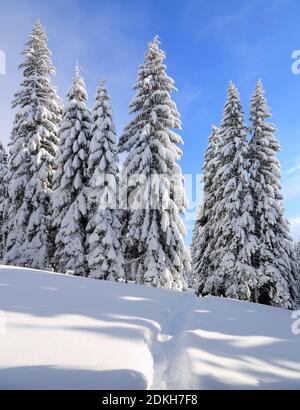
286, 162, 300, 175
175, 82, 203, 112
191, 0, 292, 41
282, 175, 300, 201
282, 156, 300, 202
194, 2, 255, 40
289, 217, 300, 241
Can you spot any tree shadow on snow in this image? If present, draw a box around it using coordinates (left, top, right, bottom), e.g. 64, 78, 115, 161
184, 296, 300, 390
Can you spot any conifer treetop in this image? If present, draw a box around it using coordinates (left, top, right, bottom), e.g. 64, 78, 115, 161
68, 63, 88, 103
119, 34, 182, 156
19, 22, 55, 78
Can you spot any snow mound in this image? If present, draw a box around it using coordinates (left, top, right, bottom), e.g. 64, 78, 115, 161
0, 265, 299, 390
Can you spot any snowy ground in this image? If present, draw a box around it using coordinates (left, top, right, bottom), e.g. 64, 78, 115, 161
0, 265, 299, 390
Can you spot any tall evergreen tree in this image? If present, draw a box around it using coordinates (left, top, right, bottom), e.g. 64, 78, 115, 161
118, 36, 190, 290
52, 65, 91, 275
0, 142, 8, 260
295, 240, 300, 299
191, 125, 220, 288
86, 80, 124, 281
249, 79, 298, 308
197, 82, 257, 301
4, 22, 62, 268
295, 240, 300, 265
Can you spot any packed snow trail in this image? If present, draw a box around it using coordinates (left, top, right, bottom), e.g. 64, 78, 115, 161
0, 266, 300, 389
150, 295, 198, 389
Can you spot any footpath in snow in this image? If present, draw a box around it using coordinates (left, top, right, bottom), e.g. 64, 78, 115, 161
0, 266, 299, 390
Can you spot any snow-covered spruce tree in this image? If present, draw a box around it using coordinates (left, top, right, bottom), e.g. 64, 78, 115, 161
191, 125, 220, 289
197, 82, 257, 301
118, 36, 190, 290
86, 80, 124, 281
295, 240, 300, 267
0, 142, 8, 260
249, 79, 299, 308
295, 241, 300, 299
4, 22, 62, 268
52, 66, 91, 275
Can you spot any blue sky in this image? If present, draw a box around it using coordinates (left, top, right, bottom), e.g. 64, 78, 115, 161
0, 0, 300, 242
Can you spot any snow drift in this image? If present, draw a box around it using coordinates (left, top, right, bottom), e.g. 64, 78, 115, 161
0, 265, 299, 390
